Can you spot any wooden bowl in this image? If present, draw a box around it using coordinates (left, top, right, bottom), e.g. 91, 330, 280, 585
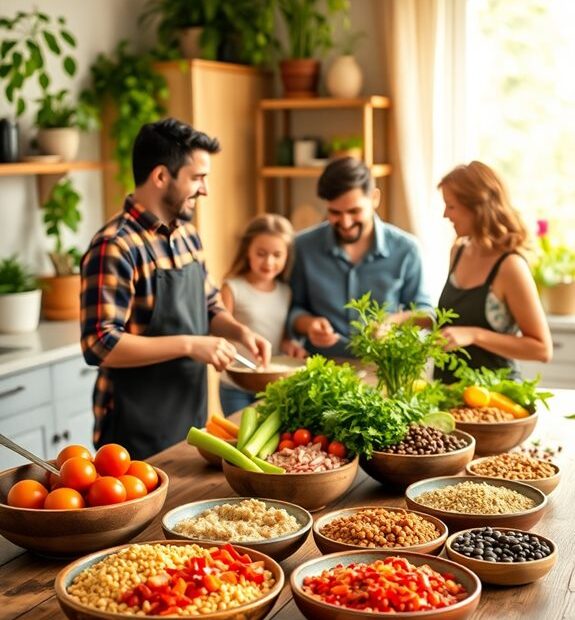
445, 527, 557, 585
225, 354, 305, 393
222, 455, 359, 512
455, 410, 538, 456
162, 496, 312, 561
0, 462, 168, 557
290, 549, 481, 619
405, 475, 547, 532
55, 539, 284, 620
466, 456, 561, 495
196, 429, 237, 468
360, 430, 475, 488
313, 505, 448, 555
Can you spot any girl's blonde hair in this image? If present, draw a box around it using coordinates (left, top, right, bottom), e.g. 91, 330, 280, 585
226, 214, 295, 282
438, 161, 528, 252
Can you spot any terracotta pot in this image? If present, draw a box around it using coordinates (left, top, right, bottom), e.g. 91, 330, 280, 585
178, 26, 203, 59
326, 55, 363, 98
37, 127, 80, 161
280, 59, 320, 98
540, 282, 575, 315
40, 274, 81, 320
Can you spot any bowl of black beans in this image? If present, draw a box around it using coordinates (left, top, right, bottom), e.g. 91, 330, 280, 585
360, 424, 476, 488
446, 526, 557, 585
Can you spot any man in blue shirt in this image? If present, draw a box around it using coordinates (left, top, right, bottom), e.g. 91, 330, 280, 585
288, 157, 433, 357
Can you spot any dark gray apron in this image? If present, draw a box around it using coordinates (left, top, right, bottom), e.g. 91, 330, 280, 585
97, 234, 209, 459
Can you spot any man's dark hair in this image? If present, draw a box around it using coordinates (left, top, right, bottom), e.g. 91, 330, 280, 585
317, 157, 374, 201
132, 118, 221, 186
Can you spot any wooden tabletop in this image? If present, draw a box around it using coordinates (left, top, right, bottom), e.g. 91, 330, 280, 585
1, 390, 574, 620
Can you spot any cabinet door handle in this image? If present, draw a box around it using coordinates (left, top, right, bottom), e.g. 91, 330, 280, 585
0, 385, 25, 399
62, 430, 70, 441
51, 433, 62, 445
552, 341, 564, 350
80, 367, 97, 376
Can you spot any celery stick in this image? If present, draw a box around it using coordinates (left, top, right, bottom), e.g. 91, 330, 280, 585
258, 432, 280, 459
237, 407, 257, 449
187, 427, 263, 472
251, 455, 285, 474
242, 410, 282, 458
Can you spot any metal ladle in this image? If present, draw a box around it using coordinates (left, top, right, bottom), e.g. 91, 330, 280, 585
0, 433, 60, 476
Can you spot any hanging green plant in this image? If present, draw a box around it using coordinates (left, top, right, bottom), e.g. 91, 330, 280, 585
81, 41, 168, 193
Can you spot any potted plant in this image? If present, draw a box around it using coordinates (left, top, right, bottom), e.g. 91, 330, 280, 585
34, 89, 99, 161
0, 9, 78, 162
277, 0, 350, 98
39, 179, 83, 320
328, 135, 363, 160
0, 256, 41, 333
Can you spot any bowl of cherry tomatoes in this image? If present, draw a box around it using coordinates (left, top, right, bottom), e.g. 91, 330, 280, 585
0, 442, 168, 557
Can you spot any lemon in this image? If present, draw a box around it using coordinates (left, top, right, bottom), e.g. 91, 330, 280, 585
421, 411, 456, 433
412, 379, 428, 393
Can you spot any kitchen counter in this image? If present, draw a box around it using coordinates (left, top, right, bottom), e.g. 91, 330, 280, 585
0, 321, 81, 378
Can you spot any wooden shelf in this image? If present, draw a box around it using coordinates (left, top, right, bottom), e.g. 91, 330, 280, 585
0, 161, 102, 176
260, 96, 391, 110
261, 164, 392, 178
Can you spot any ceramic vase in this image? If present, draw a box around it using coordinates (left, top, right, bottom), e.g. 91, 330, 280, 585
326, 55, 363, 98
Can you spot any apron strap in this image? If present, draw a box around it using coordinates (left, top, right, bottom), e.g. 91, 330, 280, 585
485, 251, 516, 287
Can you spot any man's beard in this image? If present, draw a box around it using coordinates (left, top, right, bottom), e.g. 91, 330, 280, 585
334, 222, 363, 244
162, 188, 198, 221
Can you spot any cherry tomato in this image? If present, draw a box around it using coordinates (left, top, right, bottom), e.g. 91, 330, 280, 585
44, 487, 85, 510
280, 432, 293, 441
118, 475, 148, 500
56, 444, 93, 468
126, 461, 159, 492
278, 439, 295, 451
94, 443, 131, 477
87, 476, 127, 506
7, 479, 49, 509
327, 441, 347, 459
59, 457, 97, 492
293, 428, 312, 446
312, 434, 330, 452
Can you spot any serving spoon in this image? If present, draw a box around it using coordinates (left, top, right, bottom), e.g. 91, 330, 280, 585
0, 433, 60, 476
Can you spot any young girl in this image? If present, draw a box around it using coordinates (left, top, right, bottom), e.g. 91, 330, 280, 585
219, 214, 307, 415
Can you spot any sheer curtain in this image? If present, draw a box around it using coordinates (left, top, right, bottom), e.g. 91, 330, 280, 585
376, 0, 468, 299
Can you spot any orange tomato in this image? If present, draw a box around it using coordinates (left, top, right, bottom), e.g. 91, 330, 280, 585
94, 444, 131, 477
87, 476, 127, 506
59, 456, 97, 492
7, 479, 49, 509
56, 444, 93, 468
126, 460, 158, 492
44, 487, 85, 510
118, 475, 148, 500
462, 385, 491, 408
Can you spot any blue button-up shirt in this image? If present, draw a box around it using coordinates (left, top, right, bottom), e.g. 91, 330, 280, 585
288, 216, 433, 357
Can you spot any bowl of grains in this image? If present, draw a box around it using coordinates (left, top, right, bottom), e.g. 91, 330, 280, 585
55, 539, 284, 620
405, 475, 547, 532
466, 453, 561, 495
449, 406, 538, 456
290, 549, 481, 620
313, 505, 448, 556
226, 355, 306, 393
446, 527, 557, 585
162, 497, 312, 561
359, 425, 476, 488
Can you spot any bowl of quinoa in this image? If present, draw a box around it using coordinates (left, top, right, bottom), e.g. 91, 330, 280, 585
405, 475, 547, 532
55, 540, 284, 619
162, 497, 312, 561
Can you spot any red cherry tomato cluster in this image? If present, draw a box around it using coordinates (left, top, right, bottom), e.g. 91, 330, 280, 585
277, 429, 347, 458
5, 443, 159, 510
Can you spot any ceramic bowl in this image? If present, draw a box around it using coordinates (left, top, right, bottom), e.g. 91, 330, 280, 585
454, 410, 538, 456
196, 429, 237, 468
313, 505, 448, 555
0, 461, 168, 557
405, 475, 547, 532
466, 456, 561, 495
360, 430, 475, 488
445, 527, 557, 585
162, 496, 312, 561
225, 355, 305, 393
290, 549, 481, 620
222, 455, 359, 512
55, 539, 284, 620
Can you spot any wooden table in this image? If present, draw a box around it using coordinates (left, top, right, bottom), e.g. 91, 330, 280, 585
1, 390, 574, 620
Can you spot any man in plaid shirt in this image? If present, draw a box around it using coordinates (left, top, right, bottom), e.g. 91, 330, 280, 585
81, 118, 271, 459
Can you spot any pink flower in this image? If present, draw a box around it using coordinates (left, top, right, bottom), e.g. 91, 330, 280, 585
536, 219, 549, 237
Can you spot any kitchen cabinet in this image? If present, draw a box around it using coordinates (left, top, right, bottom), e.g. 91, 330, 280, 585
255, 96, 392, 218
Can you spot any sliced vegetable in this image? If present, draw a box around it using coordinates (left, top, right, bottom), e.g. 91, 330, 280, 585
488, 391, 530, 418
258, 432, 280, 459
210, 414, 239, 438
242, 410, 282, 458
237, 407, 258, 449
462, 385, 491, 408
187, 427, 263, 472
206, 420, 234, 440
251, 455, 285, 474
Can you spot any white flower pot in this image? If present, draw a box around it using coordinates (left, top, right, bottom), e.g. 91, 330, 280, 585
326, 55, 363, 99
37, 127, 80, 161
0, 289, 42, 333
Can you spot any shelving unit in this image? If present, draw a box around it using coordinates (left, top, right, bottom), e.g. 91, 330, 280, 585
255, 95, 392, 217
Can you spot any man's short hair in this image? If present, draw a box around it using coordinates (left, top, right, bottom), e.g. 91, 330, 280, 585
317, 157, 374, 201
132, 118, 221, 186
